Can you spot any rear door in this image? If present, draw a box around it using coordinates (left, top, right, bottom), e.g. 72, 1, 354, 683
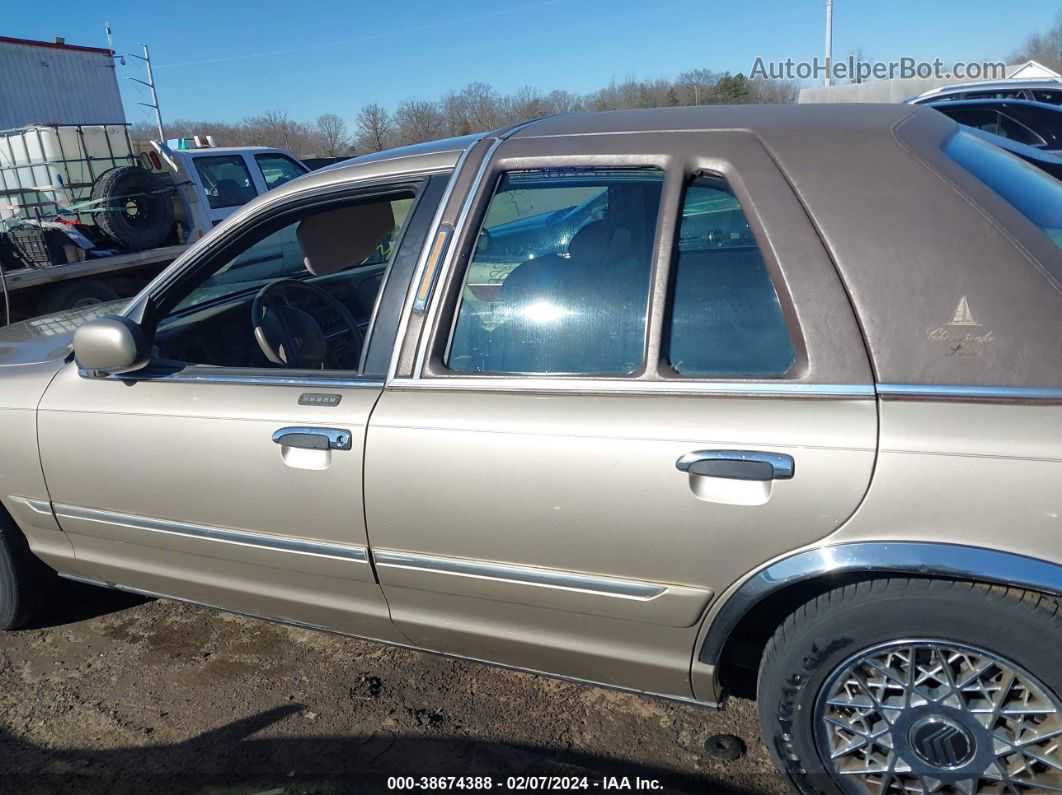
365, 130, 878, 698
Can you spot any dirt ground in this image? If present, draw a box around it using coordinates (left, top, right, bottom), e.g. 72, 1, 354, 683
0, 580, 788, 795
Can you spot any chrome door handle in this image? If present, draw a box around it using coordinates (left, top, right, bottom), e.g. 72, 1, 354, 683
272, 427, 352, 451
676, 450, 794, 481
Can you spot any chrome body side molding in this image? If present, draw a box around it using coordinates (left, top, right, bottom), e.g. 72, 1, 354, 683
877, 384, 1062, 402
51, 504, 369, 563
373, 549, 667, 600
14, 496, 54, 516
698, 541, 1062, 666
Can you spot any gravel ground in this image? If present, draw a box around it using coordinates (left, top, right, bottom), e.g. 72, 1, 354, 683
0, 580, 788, 795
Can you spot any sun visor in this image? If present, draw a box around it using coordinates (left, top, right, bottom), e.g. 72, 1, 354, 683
297, 200, 395, 276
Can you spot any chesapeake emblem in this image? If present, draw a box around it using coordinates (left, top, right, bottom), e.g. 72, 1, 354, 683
927, 296, 994, 356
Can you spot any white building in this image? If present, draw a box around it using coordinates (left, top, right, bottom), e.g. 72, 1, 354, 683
0, 36, 125, 129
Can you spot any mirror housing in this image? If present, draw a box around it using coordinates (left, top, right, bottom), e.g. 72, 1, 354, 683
72, 317, 150, 376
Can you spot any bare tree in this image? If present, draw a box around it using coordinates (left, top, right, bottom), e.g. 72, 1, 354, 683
354, 103, 395, 153
675, 68, 718, 105
315, 113, 349, 157
1010, 11, 1062, 73
132, 62, 804, 161
461, 82, 504, 131
394, 99, 445, 145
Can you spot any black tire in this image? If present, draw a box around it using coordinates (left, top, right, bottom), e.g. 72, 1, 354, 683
0, 509, 55, 630
91, 165, 174, 249
756, 578, 1062, 795
38, 279, 120, 314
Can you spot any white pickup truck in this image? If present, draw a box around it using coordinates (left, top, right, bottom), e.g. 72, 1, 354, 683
0, 129, 308, 322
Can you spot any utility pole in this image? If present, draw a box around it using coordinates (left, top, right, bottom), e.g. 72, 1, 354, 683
127, 44, 165, 142
824, 0, 834, 86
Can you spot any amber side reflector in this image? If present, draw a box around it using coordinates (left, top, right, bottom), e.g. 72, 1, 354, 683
413, 224, 453, 313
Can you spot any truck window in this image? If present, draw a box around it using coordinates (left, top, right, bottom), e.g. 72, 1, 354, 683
255, 153, 308, 190
194, 155, 257, 209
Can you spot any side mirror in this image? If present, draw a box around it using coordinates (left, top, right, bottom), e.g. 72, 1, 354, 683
72, 317, 150, 376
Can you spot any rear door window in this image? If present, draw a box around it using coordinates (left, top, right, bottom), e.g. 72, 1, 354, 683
666, 175, 795, 377
194, 155, 258, 209
447, 168, 664, 374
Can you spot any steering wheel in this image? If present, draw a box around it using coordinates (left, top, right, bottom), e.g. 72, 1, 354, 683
251, 279, 363, 369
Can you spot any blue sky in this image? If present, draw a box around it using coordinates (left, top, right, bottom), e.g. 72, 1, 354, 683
6, 0, 1060, 125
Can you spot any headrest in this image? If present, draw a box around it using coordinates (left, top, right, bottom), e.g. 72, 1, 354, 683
567, 221, 610, 264
567, 220, 633, 267
297, 199, 395, 277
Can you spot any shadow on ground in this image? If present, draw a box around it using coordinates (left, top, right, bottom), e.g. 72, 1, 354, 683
2, 704, 764, 794
28, 578, 150, 629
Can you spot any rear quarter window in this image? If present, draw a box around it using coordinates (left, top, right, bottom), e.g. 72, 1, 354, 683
665, 175, 795, 377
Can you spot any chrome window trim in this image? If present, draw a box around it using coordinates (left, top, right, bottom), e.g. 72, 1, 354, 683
699, 541, 1062, 669
52, 504, 369, 563
387, 138, 482, 383
93, 368, 384, 390
373, 549, 667, 601
388, 377, 875, 398
878, 384, 1062, 401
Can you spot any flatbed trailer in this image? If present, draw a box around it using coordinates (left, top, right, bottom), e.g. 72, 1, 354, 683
0, 244, 187, 323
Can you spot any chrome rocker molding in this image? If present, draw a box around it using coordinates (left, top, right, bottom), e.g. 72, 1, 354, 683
373, 549, 667, 600
698, 541, 1062, 667
51, 504, 369, 563
57, 571, 721, 710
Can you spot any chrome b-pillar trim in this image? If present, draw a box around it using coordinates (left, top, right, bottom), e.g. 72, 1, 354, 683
699, 541, 1062, 667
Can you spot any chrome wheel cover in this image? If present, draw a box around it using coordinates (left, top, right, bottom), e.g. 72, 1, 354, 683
815, 640, 1062, 793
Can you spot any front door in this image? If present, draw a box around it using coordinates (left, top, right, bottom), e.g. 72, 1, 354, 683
38, 173, 446, 642
366, 131, 878, 698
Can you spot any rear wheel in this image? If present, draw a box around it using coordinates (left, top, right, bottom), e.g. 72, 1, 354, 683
756, 578, 1062, 794
0, 510, 55, 630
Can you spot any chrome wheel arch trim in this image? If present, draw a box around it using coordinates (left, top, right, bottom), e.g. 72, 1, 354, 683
698, 541, 1062, 668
